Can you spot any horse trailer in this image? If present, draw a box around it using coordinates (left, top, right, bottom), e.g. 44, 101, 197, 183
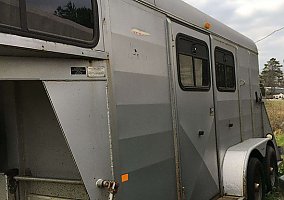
0, 0, 282, 199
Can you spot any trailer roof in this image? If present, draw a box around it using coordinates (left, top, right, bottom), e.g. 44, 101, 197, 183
140, 0, 258, 53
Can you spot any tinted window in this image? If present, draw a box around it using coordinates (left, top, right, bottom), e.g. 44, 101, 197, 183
176, 34, 210, 91
0, 0, 20, 27
26, 0, 94, 41
215, 48, 236, 92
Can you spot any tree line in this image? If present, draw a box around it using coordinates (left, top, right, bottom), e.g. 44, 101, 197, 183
260, 58, 284, 95
54, 1, 94, 29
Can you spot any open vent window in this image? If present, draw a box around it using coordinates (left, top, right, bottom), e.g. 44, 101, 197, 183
0, 0, 99, 47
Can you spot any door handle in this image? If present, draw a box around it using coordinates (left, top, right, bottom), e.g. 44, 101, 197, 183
210, 107, 214, 116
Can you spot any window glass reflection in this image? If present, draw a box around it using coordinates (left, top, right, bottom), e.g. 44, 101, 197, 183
26, 0, 94, 41
0, 0, 20, 27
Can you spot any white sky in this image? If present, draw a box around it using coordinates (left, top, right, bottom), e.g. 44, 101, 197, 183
183, 0, 284, 71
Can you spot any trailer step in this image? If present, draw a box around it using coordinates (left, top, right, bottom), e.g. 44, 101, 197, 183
14, 176, 83, 185
217, 197, 244, 200
14, 176, 88, 199
28, 194, 71, 200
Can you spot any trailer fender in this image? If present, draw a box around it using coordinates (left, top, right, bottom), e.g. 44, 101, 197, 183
222, 138, 270, 197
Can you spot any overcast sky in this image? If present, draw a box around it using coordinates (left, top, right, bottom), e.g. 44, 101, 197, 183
183, 0, 284, 71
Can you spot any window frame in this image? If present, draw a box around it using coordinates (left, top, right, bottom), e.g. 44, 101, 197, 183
0, 0, 99, 48
176, 33, 211, 91
214, 47, 236, 92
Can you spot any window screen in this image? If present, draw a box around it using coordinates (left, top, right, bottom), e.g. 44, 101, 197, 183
0, 0, 21, 28
176, 34, 210, 91
26, 0, 94, 41
215, 48, 236, 92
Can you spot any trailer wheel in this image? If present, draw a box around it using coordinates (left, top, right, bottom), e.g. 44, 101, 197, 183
265, 146, 278, 192
247, 157, 265, 200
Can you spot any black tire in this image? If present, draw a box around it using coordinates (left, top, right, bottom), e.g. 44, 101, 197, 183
247, 157, 265, 200
265, 146, 278, 192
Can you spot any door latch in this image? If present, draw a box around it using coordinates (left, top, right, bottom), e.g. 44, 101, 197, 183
210, 107, 214, 116
96, 179, 119, 200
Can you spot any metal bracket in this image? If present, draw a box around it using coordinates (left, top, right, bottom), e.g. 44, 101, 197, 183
96, 179, 119, 200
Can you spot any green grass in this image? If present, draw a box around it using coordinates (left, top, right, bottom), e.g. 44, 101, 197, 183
276, 133, 284, 147
276, 132, 284, 176
265, 100, 284, 132
265, 100, 284, 200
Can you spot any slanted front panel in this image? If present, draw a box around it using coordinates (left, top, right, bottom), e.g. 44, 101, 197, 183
15, 81, 81, 179
44, 81, 112, 200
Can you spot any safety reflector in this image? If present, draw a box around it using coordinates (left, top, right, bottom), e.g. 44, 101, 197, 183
204, 22, 212, 30
121, 174, 129, 183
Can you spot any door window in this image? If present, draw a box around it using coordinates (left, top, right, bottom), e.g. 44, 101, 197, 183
215, 48, 236, 92
176, 34, 210, 91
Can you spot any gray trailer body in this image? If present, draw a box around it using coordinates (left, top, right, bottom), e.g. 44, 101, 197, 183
0, 0, 280, 199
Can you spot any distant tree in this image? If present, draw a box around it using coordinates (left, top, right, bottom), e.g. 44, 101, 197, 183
260, 58, 283, 94
54, 1, 94, 28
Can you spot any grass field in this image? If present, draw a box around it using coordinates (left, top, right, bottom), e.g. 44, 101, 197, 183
265, 100, 284, 134
277, 134, 284, 148
265, 100, 284, 200
276, 135, 284, 176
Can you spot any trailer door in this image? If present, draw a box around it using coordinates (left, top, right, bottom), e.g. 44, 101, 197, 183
169, 22, 219, 200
